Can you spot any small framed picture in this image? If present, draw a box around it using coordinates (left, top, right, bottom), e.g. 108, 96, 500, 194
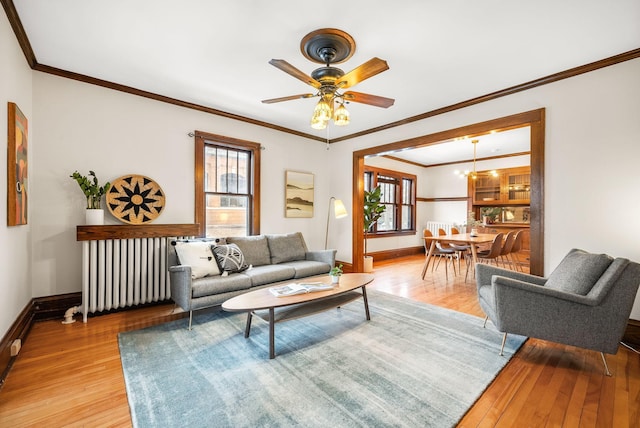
285, 170, 314, 218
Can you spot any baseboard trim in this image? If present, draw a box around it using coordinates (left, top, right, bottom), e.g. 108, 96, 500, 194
623, 319, 640, 348
1, 300, 35, 389
366, 246, 424, 262
1, 292, 81, 388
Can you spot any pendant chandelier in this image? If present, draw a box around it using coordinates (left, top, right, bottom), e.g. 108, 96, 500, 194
456, 139, 498, 180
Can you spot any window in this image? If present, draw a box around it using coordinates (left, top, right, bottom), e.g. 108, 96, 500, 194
364, 166, 416, 235
195, 132, 261, 237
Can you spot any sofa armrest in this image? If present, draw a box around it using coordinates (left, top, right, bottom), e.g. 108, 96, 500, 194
306, 249, 337, 266
169, 265, 193, 311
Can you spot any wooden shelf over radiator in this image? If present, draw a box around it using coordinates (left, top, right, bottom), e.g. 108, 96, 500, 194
77, 224, 200, 241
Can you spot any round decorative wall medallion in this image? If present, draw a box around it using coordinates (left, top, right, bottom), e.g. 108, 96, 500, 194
106, 174, 165, 224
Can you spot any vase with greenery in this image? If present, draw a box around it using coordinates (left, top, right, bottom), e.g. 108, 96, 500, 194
363, 186, 386, 271
329, 263, 343, 284
70, 170, 111, 209
465, 210, 483, 236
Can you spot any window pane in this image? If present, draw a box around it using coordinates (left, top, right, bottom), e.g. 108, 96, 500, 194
206, 194, 247, 237
204, 147, 218, 192
378, 203, 395, 231
403, 178, 412, 203
237, 152, 249, 193
401, 205, 411, 229
216, 148, 228, 192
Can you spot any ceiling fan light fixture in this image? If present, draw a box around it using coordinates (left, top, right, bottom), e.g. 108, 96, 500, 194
334, 102, 350, 126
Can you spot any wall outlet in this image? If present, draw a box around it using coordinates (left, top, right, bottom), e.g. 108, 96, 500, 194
10, 339, 21, 357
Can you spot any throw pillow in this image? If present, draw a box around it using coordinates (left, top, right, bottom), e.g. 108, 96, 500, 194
226, 235, 271, 266
266, 232, 307, 264
174, 241, 221, 279
545, 249, 613, 295
212, 243, 250, 273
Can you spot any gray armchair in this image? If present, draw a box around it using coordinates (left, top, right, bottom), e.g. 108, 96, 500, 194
476, 248, 640, 376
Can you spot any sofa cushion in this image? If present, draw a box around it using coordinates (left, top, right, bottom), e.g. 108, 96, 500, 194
267, 232, 307, 264
243, 265, 296, 287
191, 273, 252, 298
545, 249, 613, 295
227, 235, 271, 267
173, 241, 220, 279
212, 243, 250, 273
281, 260, 332, 279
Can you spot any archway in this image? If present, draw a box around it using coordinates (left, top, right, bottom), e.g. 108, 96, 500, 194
352, 108, 545, 275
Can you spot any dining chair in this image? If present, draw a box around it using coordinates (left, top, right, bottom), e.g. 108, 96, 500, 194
466, 232, 504, 281
510, 229, 526, 272
423, 229, 457, 280
448, 227, 470, 273
498, 230, 517, 270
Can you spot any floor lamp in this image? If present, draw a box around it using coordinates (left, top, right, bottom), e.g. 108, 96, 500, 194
325, 197, 348, 249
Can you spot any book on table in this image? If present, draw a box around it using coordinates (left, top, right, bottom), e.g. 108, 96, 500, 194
269, 282, 335, 297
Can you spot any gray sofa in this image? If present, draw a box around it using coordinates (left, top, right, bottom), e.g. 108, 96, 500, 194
169, 232, 336, 328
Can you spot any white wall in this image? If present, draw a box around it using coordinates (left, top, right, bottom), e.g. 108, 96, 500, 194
0, 13, 33, 339
30, 73, 332, 299
330, 57, 640, 319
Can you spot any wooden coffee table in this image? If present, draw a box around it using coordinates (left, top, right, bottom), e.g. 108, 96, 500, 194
222, 273, 374, 359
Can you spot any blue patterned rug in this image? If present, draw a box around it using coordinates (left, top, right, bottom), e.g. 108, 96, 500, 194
118, 290, 526, 427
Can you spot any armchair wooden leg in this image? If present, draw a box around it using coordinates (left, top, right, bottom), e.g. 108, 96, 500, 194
600, 352, 612, 377
188, 310, 193, 331
500, 332, 507, 356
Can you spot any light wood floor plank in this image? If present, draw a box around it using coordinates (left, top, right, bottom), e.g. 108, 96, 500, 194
1, 254, 638, 427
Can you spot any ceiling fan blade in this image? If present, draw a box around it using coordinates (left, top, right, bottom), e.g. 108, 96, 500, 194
261, 93, 317, 104
336, 57, 389, 89
343, 91, 395, 108
269, 59, 321, 89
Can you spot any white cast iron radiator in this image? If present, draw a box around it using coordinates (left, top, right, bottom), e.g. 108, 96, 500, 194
80, 237, 173, 322
425, 221, 453, 236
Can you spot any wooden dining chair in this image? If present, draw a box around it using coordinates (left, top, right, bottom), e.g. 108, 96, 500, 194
446, 227, 470, 273
466, 232, 504, 281
423, 229, 457, 280
498, 230, 517, 270
510, 229, 526, 272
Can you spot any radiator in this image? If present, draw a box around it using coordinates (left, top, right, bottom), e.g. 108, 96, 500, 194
425, 221, 453, 236
80, 237, 176, 322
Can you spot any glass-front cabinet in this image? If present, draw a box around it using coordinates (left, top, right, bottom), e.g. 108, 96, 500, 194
470, 166, 530, 205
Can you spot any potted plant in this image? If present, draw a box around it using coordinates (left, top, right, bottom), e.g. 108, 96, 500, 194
363, 186, 386, 273
329, 264, 343, 284
70, 170, 111, 225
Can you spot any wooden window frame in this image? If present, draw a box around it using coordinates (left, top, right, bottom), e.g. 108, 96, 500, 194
194, 131, 261, 237
364, 165, 417, 238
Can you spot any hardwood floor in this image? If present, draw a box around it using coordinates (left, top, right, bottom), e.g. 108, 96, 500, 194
1, 254, 638, 427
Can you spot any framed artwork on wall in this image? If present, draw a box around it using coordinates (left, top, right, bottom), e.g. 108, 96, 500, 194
285, 170, 314, 218
7, 102, 28, 226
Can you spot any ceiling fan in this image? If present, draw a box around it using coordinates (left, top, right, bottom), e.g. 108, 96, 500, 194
262, 28, 394, 129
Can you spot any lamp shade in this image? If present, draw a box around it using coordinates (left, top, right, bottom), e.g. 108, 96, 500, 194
325, 197, 348, 249
333, 199, 348, 218
333, 103, 350, 126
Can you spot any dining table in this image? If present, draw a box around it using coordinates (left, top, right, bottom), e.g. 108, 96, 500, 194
421, 232, 498, 279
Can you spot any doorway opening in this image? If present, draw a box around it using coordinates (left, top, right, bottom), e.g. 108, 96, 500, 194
352, 108, 545, 275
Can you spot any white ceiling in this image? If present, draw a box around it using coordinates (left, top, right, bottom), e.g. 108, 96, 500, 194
372, 126, 531, 166
12, 1, 640, 141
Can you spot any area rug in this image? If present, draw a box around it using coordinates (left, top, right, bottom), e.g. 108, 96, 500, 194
118, 290, 526, 428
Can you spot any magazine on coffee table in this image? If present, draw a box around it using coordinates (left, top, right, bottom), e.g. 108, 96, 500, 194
269, 282, 335, 297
